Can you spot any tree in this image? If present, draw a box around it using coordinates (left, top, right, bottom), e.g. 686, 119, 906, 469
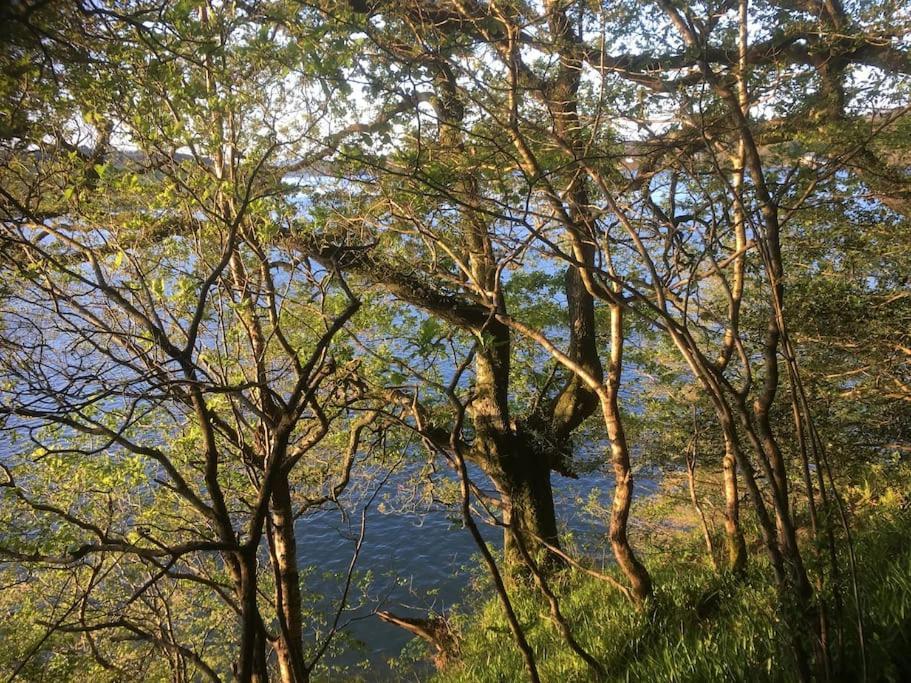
0, 2, 376, 680
311, 0, 909, 662
2, 0, 909, 679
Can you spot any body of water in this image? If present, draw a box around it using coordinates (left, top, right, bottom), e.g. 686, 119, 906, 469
294, 461, 658, 677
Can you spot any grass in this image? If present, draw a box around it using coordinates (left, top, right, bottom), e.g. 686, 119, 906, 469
417, 463, 911, 682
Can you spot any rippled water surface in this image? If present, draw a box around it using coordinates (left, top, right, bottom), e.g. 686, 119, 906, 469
295, 462, 657, 676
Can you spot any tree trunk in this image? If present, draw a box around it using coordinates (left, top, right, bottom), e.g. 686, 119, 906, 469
236, 552, 270, 683
722, 434, 748, 572
471, 324, 565, 568
267, 476, 309, 683
602, 302, 652, 602
498, 445, 562, 565
755, 317, 793, 548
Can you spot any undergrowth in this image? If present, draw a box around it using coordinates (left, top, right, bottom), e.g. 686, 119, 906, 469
412, 461, 911, 682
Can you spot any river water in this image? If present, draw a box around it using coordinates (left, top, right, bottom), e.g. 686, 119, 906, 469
295, 459, 658, 678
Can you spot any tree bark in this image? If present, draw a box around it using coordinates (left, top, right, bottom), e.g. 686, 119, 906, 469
236, 551, 269, 683
498, 443, 562, 564
267, 476, 309, 683
602, 302, 652, 602
722, 434, 748, 572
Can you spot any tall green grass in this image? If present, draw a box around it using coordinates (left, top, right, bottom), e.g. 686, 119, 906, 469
421, 466, 911, 682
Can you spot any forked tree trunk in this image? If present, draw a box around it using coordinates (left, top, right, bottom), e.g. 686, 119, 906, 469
471, 326, 566, 568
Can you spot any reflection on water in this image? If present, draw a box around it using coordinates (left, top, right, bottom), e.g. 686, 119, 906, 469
296, 463, 657, 676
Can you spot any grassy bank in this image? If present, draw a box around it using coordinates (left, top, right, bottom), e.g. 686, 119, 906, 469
406, 464, 911, 682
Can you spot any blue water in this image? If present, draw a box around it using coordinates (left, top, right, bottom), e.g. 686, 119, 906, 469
294, 459, 658, 677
